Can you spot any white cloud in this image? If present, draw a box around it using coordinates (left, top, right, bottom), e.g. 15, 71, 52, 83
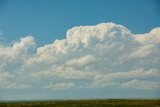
134, 27, 160, 44
0, 36, 35, 70
65, 54, 95, 66
0, 72, 30, 89
0, 22, 160, 90
121, 79, 160, 90
0, 36, 35, 58
88, 68, 159, 88
0, 36, 35, 89
31, 66, 96, 79
43, 82, 75, 90
128, 44, 155, 59
0, 82, 31, 89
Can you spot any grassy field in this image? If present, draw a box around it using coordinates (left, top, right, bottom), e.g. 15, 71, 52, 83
0, 99, 160, 107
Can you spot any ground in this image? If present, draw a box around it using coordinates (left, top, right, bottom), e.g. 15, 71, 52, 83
0, 99, 160, 107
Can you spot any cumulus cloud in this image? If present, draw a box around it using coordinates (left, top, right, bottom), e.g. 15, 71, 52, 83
134, 28, 160, 44
0, 82, 31, 89
31, 66, 96, 79
0, 36, 35, 58
0, 22, 160, 90
0, 72, 30, 89
43, 82, 75, 90
121, 79, 160, 90
0, 36, 35, 89
65, 54, 95, 66
88, 68, 160, 88
0, 36, 35, 70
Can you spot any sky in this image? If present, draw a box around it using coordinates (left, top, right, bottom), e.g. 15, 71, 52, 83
0, 0, 160, 100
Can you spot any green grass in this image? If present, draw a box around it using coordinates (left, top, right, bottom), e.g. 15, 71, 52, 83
0, 99, 160, 107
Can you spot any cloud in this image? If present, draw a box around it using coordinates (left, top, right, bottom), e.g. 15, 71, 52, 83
0, 72, 30, 89
0, 22, 160, 90
0, 36, 35, 58
0, 36, 34, 89
121, 79, 160, 90
87, 68, 159, 88
134, 28, 160, 44
31, 65, 96, 79
43, 82, 75, 90
65, 54, 95, 66
0, 82, 31, 89
0, 36, 35, 70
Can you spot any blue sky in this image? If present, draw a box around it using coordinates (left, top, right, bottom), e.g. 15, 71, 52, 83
0, 0, 160, 46
0, 0, 160, 100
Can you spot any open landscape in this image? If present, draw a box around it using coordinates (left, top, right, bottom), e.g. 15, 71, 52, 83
0, 99, 160, 107
0, 0, 160, 106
